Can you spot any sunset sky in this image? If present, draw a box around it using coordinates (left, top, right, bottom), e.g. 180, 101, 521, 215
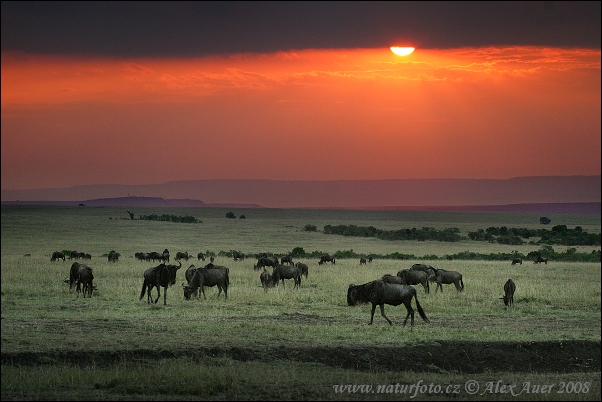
2, 2, 600, 191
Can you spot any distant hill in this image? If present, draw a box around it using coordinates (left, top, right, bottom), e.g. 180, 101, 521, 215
2, 176, 600, 211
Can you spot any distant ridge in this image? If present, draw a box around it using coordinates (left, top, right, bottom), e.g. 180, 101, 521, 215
2, 176, 599, 209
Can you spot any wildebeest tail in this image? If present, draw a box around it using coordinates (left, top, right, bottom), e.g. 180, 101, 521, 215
460, 278, 464, 291
225, 269, 230, 288
414, 294, 430, 323
139, 280, 147, 300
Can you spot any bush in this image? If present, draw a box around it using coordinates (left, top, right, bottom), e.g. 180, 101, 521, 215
226, 212, 236, 219
303, 224, 318, 232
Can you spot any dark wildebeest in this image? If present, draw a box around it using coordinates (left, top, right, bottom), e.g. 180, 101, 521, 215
232, 251, 245, 261
260, 268, 275, 291
381, 274, 403, 285
183, 264, 200, 298
295, 262, 309, 279
410, 264, 437, 281
272, 265, 301, 289
433, 270, 464, 292
161, 249, 170, 263
534, 256, 548, 264
197, 252, 206, 261
254, 256, 279, 270
318, 255, 336, 265
397, 269, 430, 293
175, 251, 191, 261
140, 262, 181, 305
77, 252, 87, 260
368, 257, 373, 263
51, 251, 65, 262
76, 264, 94, 298
69, 262, 83, 290
501, 279, 516, 307
359, 257, 367, 265
347, 280, 430, 327
108, 250, 119, 263
183, 263, 229, 300
511, 258, 523, 265
69, 250, 79, 260
280, 255, 294, 265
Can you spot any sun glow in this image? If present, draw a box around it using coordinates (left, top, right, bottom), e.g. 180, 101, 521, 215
390, 47, 415, 56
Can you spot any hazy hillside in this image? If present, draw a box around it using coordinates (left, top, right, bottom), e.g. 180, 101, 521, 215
2, 176, 600, 210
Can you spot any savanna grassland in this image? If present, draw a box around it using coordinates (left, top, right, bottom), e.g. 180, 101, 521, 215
1, 205, 600, 401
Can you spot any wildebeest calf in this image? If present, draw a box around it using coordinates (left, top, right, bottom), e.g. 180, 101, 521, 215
260, 268, 274, 291
347, 280, 430, 327
501, 279, 516, 307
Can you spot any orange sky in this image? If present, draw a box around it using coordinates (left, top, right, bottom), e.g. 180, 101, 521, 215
1, 46, 600, 190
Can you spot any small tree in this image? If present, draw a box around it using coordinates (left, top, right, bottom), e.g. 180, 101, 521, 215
226, 212, 236, 219
539, 217, 551, 224
239, 215, 246, 219
303, 224, 318, 232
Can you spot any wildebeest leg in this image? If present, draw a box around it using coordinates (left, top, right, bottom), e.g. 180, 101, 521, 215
369, 303, 377, 325
154, 286, 161, 304
402, 302, 415, 327
163, 286, 167, 305
379, 304, 393, 326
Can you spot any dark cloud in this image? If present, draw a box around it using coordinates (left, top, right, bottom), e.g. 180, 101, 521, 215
2, 1, 600, 57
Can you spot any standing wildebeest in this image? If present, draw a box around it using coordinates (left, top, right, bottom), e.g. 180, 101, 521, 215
272, 265, 301, 289
161, 249, 170, 263
76, 264, 94, 298
397, 269, 430, 293
295, 262, 309, 279
183, 264, 200, 298
69, 262, 83, 290
175, 251, 191, 261
183, 263, 229, 300
140, 262, 181, 305
433, 270, 464, 292
511, 258, 523, 265
501, 279, 516, 307
232, 251, 245, 261
260, 268, 274, 291
254, 256, 279, 270
359, 257, 367, 265
197, 252, 206, 261
381, 274, 403, 285
280, 255, 294, 265
51, 251, 65, 262
347, 280, 430, 327
410, 264, 437, 281
318, 255, 336, 265
108, 250, 120, 263
534, 256, 548, 264
69, 250, 79, 260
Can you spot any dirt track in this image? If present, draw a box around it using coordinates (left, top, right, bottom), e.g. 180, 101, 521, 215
2, 340, 600, 374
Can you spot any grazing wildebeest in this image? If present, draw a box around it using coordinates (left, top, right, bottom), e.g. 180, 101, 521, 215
280, 255, 294, 265
76, 264, 94, 298
347, 280, 430, 327
272, 265, 301, 289
108, 250, 120, 263
511, 258, 523, 265
69, 250, 79, 260
140, 262, 181, 305
359, 257, 367, 265
295, 262, 309, 279
254, 256, 279, 270
318, 255, 336, 265
183, 263, 229, 300
197, 252, 206, 261
381, 274, 403, 285
433, 270, 464, 292
51, 251, 65, 262
410, 264, 437, 281
397, 269, 430, 293
534, 256, 548, 264
501, 279, 516, 307
69, 262, 83, 290
260, 268, 274, 291
175, 251, 191, 261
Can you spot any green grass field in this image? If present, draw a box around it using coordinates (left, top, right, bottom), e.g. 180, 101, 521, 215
1, 205, 600, 400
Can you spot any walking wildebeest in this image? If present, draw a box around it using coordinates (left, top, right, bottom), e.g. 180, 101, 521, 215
51, 251, 65, 262
272, 265, 301, 289
183, 263, 229, 300
397, 269, 430, 293
511, 258, 523, 265
318, 254, 336, 265
501, 279, 516, 307
347, 280, 430, 327
534, 256, 548, 264
140, 262, 181, 305
433, 270, 464, 292
295, 262, 309, 279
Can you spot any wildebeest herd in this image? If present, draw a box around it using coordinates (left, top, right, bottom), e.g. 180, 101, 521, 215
58, 250, 519, 327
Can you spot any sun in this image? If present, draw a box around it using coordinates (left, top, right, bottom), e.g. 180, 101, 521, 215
390, 47, 415, 56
